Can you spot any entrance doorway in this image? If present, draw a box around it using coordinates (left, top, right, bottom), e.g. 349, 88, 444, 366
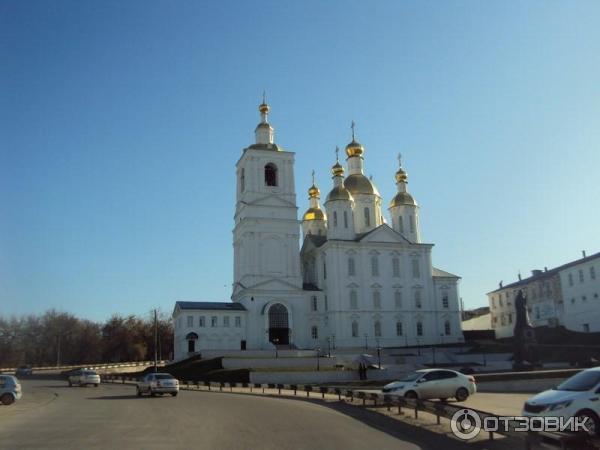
268, 303, 289, 345
186, 332, 198, 353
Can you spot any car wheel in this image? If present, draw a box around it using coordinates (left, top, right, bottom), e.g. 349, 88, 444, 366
577, 410, 600, 436
455, 387, 469, 402
404, 391, 418, 400
171, 392, 177, 397
94, 384, 99, 387
0, 393, 15, 405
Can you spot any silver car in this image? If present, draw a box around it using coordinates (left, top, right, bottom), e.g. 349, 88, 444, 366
68, 369, 100, 387
382, 368, 477, 401
136, 373, 179, 397
0, 375, 22, 405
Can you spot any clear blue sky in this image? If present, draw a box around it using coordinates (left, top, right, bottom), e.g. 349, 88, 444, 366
2, 1, 599, 322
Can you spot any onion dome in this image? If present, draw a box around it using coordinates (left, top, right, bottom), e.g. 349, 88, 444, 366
332, 161, 344, 177
395, 166, 408, 183
390, 191, 417, 207
345, 139, 364, 158
325, 186, 353, 203
303, 207, 326, 221
259, 102, 270, 114
343, 174, 380, 197
308, 184, 320, 199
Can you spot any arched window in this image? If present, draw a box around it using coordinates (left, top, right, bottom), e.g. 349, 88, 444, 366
371, 256, 379, 276
373, 291, 381, 309
445, 321, 451, 335
374, 321, 382, 337
333, 211, 338, 227
264, 163, 278, 186
398, 216, 404, 233
364, 207, 370, 227
352, 321, 359, 337
348, 257, 356, 276
396, 321, 403, 336
416, 321, 423, 336
350, 290, 358, 309
394, 291, 402, 309
343, 211, 348, 228
240, 168, 245, 192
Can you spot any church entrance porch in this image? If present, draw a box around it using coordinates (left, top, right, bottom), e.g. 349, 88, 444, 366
268, 303, 290, 346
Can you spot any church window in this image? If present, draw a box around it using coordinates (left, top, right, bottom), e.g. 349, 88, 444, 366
348, 257, 356, 276
395, 291, 402, 309
223, 316, 230, 327
311, 296, 318, 312
364, 207, 370, 227
579, 270, 584, 283
311, 326, 318, 340
211, 316, 218, 327
264, 163, 278, 187
343, 211, 348, 228
351, 321, 359, 337
442, 293, 449, 308
444, 321, 451, 335
409, 215, 415, 232
374, 321, 382, 337
396, 321, 403, 336
398, 216, 404, 234
199, 316, 205, 327
240, 168, 245, 192
235, 316, 241, 327
333, 211, 338, 227
371, 256, 379, 277
350, 290, 358, 309
187, 316, 193, 327
411, 259, 420, 278
414, 290, 422, 309
392, 257, 400, 277
416, 321, 423, 336
373, 291, 381, 309
591, 266, 596, 280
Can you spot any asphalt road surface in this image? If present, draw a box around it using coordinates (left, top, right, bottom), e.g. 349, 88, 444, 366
0, 378, 441, 450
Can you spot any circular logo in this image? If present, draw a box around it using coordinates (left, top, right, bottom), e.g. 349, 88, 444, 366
450, 408, 481, 440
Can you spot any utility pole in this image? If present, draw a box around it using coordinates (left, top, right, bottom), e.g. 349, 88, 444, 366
154, 309, 158, 372
56, 334, 61, 367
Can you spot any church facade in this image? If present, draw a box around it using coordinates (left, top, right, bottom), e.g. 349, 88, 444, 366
173, 101, 463, 359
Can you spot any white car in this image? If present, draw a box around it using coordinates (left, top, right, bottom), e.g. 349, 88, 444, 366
0, 375, 22, 405
136, 373, 179, 397
68, 369, 100, 387
523, 367, 600, 435
382, 369, 477, 401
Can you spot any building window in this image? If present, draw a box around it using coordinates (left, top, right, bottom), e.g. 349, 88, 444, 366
591, 266, 596, 280
500, 315, 506, 326
579, 270, 584, 283
364, 207, 370, 227
333, 211, 338, 227
416, 321, 423, 336
371, 256, 379, 276
348, 257, 356, 276
392, 257, 400, 277
187, 316, 193, 327
311, 326, 318, 339
444, 320, 451, 335
343, 211, 348, 228
583, 323, 590, 333
240, 168, 245, 192
508, 313, 512, 324
568, 273, 574, 286
324, 295, 328, 311
223, 316, 230, 327
396, 321, 403, 336
414, 290, 422, 309
199, 316, 205, 327
442, 293, 449, 308
499, 297, 504, 307
235, 316, 241, 327
311, 296, 318, 311
373, 291, 381, 309
409, 215, 415, 232
374, 321, 382, 337
211, 316, 218, 327
411, 259, 420, 278
398, 216, 404, 234
352, 321, 359, 338
264, 163, 277, 186
350, 290, 358, 309
395, 291, 402, 309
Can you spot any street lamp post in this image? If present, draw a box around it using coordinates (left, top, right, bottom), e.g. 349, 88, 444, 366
332, 334, 336, 350
326, 337, 331, 358
364, 334, 368, 351
376, 339, 382, 369
316, 347, 321, 371
432, 345, 436, 366
273, 338, 279, 358
416, 338, 421, 356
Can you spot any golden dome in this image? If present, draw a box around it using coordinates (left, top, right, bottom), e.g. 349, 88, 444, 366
308, 184, 320, 198
331, 161, 344, 177
259, 102, 270, 114
345, 140, 364, 158
395, 167, 408, 183
325, 186, 353, 203
343, 174, 380, 197
303, 207, 326, 221
389, 192, 417, 208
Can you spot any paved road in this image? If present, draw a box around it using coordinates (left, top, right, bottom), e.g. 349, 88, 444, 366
0, 378, 449, 450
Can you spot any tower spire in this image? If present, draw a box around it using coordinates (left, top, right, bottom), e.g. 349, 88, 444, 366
351, 120, 356, 141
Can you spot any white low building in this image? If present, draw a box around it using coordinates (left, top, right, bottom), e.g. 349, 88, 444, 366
488, 251, 600, 338
173, 101, 464, 360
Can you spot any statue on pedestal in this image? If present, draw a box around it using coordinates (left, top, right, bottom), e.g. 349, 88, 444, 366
513, 289, 537, 369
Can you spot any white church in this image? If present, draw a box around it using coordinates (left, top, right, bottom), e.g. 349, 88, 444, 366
173, 100, 464, 359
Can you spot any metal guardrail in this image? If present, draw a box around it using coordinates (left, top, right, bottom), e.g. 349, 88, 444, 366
1, 360, 169, 372
99, 374, 598, 449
